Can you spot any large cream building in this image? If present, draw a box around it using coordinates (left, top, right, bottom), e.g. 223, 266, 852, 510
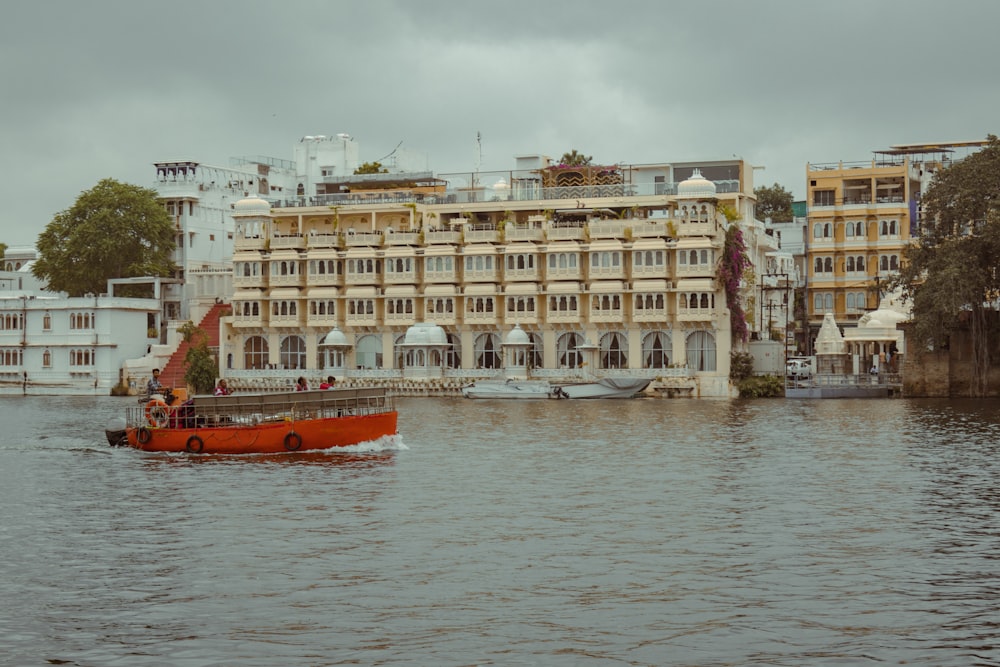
219, 156, 774, 397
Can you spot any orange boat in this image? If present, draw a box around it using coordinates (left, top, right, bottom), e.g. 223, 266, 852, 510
105, 387, 398, 454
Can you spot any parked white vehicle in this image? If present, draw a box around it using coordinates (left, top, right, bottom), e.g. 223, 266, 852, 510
786, 357, 815, 377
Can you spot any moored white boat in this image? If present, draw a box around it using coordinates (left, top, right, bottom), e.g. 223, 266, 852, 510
461, 376, 650, 400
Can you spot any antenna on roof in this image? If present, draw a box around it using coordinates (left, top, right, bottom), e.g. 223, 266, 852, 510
474, 131, 482, 186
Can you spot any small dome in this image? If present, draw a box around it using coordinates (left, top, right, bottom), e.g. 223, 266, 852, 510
403, 322, 448, 346
233, 196, 271, 217
504, 324, 530, 346
319, 326, 350, 347
677, 168, 717, 198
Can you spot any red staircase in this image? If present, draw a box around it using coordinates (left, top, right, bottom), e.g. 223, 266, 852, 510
160, 303, 228, 389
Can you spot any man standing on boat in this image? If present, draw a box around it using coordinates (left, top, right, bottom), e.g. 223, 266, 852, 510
147, 369, 164, 396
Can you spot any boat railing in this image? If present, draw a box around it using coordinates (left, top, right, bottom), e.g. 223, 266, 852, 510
128, 387, 393, 429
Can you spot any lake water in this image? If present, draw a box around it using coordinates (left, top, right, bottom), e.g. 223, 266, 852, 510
0, 395, 998, 666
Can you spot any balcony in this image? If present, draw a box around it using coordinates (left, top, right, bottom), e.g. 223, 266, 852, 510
465, 227, 499, 243
463, 310, 499, 325
464, 268, 501, 282
547, 224, 586, 241
632, 308, 668, 323
270, 234, 306, 251
308, 233, 342, 249
547, 311, 581, 324
588, 220, 628, 240
425, 229, 461, 244
504, 267, 541, 282
234, 235, 267, 251
384, 231, 420, 246
632, 220, 671, 239
345, 232, 383, 247
506, 226, 544, 242
677, 306, 717, 321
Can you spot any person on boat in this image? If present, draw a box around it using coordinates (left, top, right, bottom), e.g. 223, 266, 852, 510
214, 379, 232, 396
319, 376, 336, 390
295, 376, 309, 391
147, 369, 165, 396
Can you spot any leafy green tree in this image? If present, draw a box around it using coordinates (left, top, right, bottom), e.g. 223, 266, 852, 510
32, 178, 175, 297
179, 322, 218, 394
354, 161, 388, 175
894, 135, 1000, 396
754, 183, 794, 222
0, 243, 7, 261
558, 150, 592, 167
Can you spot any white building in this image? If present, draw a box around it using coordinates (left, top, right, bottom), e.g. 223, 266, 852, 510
0, 287, 160, 395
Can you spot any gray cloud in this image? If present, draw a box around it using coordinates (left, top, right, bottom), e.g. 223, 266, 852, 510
2, 0, 997, 247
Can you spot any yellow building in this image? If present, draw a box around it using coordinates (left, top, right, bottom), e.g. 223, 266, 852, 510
803, 141, 987, 351
219, 157, 772, 397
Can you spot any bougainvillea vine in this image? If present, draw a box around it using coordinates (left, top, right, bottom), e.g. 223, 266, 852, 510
718, 224, 751, 343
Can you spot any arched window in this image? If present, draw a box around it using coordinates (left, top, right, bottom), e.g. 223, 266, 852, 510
474, 333, 501, 369
280, 335, 306, 370
244, 336, 268, 369
356, 334, 382, 369
642, 331, 671, 368
600, 332, 627, 369
686, 331, 717, 371
445, 333, 462, 369
557, 332, 584, 368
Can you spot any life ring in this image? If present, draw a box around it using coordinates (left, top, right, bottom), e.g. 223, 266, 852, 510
145, 398, 169, 427
284, 431, 302, 451
136, 426, 152, 444
185, 435, 204, 453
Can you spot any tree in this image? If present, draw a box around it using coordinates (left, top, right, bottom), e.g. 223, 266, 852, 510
753, 183, 794, 222
893, 135, 1000, 396
179, 322, 217, 394
558, 150, 592, 167
354, 161, 388, 175
32, 178, 175, 297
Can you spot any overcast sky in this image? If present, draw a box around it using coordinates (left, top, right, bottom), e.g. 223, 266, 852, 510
2, 0, 997, 248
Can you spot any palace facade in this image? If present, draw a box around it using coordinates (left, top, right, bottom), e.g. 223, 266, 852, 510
218, 155, 775, 398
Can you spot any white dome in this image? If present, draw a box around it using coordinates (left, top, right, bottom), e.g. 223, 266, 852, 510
233, 196, 271, 217
319, 326, 350, 347
503, 324, 530, 346
403, 322, 449, 346
677, 168, 717, 198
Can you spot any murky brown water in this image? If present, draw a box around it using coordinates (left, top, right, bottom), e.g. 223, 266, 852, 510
1, 395, 998, 666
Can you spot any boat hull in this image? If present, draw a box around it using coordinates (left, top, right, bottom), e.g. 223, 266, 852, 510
125, 411, 398, 454
559, 378, 651, 399
460, 380, 557, 399
461, 377, 650, 399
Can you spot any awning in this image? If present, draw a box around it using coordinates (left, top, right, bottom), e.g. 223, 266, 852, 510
268, 248, 302, 259
345, 286, 379, 297
589, 280, 625, 293
545, 281, 582, 294
588, 240, 625, 251
632, 279, 670, 292
675, 238, 716, 249
306, 287, 341, 298
384, 285, 417, 297
268, 287, 302, 299
464, 284, 499, 295
544, 240, 583, 251
631, 238, 668, 250
676, 278, 716, 292
383, 247, 418, 258
462, 244, 500, 256
232, 288, 263, 299
307, 248, 340, 259
424, 246, 458, 257
424, 284, 458, 296
505, 283, 539, 295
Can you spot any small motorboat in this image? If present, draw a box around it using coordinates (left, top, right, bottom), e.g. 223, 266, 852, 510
105, 387, 397, 454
